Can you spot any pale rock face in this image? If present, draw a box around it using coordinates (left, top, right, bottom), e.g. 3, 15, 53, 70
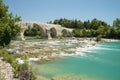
0, 60, 14, 80
8, 49, 20, 54
8, 49, 15, 54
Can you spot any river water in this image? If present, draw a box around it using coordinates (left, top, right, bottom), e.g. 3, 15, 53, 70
31, 40, 120, 80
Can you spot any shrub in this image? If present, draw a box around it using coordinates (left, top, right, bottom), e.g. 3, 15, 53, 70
0, 52, 36, 80
57, 34, 62, 39
96, 35, 102, 42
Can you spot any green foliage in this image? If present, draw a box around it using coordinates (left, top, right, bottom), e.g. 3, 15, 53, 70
35, 35, 40, 39
0, 53, 18, 77
113, 18, 120, 29
17, 55, 36, 80
0, 0, 21, 47
49, 18, 107, 30
106, 27, 118, 38
53, 19, 59, 24
72, 29, 81, 37
83, 20, 90, 29
49, 18, 120, 39
96, 35, 102, 42
21, 54, 29, 60
24, 25, 41, 37
90, 18, 107, 30
19, 62, 36, 80
0, 52, 36, 80
72, 29, 96, 37
62, 29, 72, 37
81, 28, 87, 37
2, 53, 16, 64
57, 34, 63, 39
0, 47, 7, 54
47, 21, 52, 24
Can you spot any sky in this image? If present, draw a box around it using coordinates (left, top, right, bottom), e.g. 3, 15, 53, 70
3, 0, 120, 25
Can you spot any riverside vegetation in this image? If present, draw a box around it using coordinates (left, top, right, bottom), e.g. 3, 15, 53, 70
48, 18, 120, 39
0, 0, 120, 80
0, 0, 36, 80
0, 51, 36, 80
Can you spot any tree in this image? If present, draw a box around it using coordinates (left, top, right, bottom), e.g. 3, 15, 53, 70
77, 20, 83, 29
53, 19, 59, 24
90, 18, 100, 30
83, 20, 90, 29
24, 25, 41, 36
47, 21, 52, 24
96, 35, 102, 42
81, 28, 87, 37
63, 19, 72, 28
113, 18, 120, 29
90, 18, 106, 30
50, 18, 120, 39
106, 27, 116, 38
96, 25, 105, 37
72, 29, 82, 37
0, 0, 21, 47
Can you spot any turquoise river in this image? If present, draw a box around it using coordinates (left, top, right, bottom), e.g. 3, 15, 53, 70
31, 41, 120, 80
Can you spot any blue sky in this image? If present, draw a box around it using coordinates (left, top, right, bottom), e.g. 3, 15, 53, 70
4, 0, 120, 25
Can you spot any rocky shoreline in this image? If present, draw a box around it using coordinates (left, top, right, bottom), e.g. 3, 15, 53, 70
0, 60, 14, 80
8, 38, 119, 63
7, 38, 95, 63
0, 38, 119, 80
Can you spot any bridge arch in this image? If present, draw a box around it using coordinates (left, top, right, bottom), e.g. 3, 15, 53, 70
62, 29, 72, 37
33, 23, 47, 38
50, 27, 57, 38
16, 21, 73, 40
62, 29, 68, 37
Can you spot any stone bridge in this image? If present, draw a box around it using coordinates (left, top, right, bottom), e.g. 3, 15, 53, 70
16, 21, 73, 40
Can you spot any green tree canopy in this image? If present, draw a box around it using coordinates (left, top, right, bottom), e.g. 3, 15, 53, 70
113, 18, 120, 29
24, 25, 41, 36
0, 0, 21, 47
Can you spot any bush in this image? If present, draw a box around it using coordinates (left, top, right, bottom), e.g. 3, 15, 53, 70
18, 59, 36, 80
96, 35, 102, 42
35, 35, 40, 39
0, 52, 36, 80
0, 0, 21, 47
57, 34, 62, 39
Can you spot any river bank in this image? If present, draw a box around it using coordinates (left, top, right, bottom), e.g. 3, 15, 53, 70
8, 38, 118, 63
0, 38, 119, 80
30, 39, 120, 80
8, 38, 95, 62
0, 59, 14, 80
